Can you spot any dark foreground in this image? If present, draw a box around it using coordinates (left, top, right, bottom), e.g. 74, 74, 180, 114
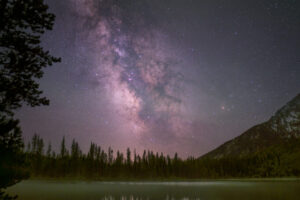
6, 179, 300, 200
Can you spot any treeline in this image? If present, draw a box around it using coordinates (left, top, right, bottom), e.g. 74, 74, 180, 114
24, 135, 300, 179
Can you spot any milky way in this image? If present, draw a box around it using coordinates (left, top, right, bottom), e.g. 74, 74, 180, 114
18, 0, 300, 157
71, 0, 194, 153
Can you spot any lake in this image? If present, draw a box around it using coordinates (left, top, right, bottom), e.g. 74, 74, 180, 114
6, 179, 300, 200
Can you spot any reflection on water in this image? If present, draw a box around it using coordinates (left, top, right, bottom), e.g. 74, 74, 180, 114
101, 196, 202, 200
6, 180, 300, 200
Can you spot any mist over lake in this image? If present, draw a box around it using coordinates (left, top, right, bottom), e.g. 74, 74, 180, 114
7, 180, 300, 200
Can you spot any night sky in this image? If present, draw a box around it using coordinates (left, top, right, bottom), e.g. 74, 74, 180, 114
17, 0, 300, 157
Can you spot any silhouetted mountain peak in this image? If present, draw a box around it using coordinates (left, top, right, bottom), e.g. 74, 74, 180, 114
269, 94, 300, 138
203, 93, 300, 159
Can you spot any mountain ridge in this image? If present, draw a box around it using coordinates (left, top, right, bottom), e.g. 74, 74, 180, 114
202, 93, 300, 159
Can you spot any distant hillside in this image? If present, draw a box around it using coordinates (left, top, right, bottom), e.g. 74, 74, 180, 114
203, 93, 300, 159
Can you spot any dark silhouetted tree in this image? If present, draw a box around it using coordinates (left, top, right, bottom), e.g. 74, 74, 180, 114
71, 139, 80, 160
60, 136, 67, 158
0, 0, 60, 198
0, 117, 26, 196
108, 147, 113, 165
0, 0, 61, 115
126, 148, 131, 166
46, 142, 52, 158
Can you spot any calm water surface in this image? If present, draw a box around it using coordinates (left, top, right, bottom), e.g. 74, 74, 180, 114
6, 179, 300, 200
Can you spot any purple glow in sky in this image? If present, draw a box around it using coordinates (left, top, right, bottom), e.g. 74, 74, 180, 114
17, 0, 300, 157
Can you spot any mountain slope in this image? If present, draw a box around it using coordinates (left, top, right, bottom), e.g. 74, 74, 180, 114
203, 93, 300, 159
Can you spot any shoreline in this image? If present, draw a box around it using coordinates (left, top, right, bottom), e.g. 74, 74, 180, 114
26, 177, 300, 183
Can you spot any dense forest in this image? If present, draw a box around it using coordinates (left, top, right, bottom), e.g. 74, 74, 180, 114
23, 135, 300, 180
